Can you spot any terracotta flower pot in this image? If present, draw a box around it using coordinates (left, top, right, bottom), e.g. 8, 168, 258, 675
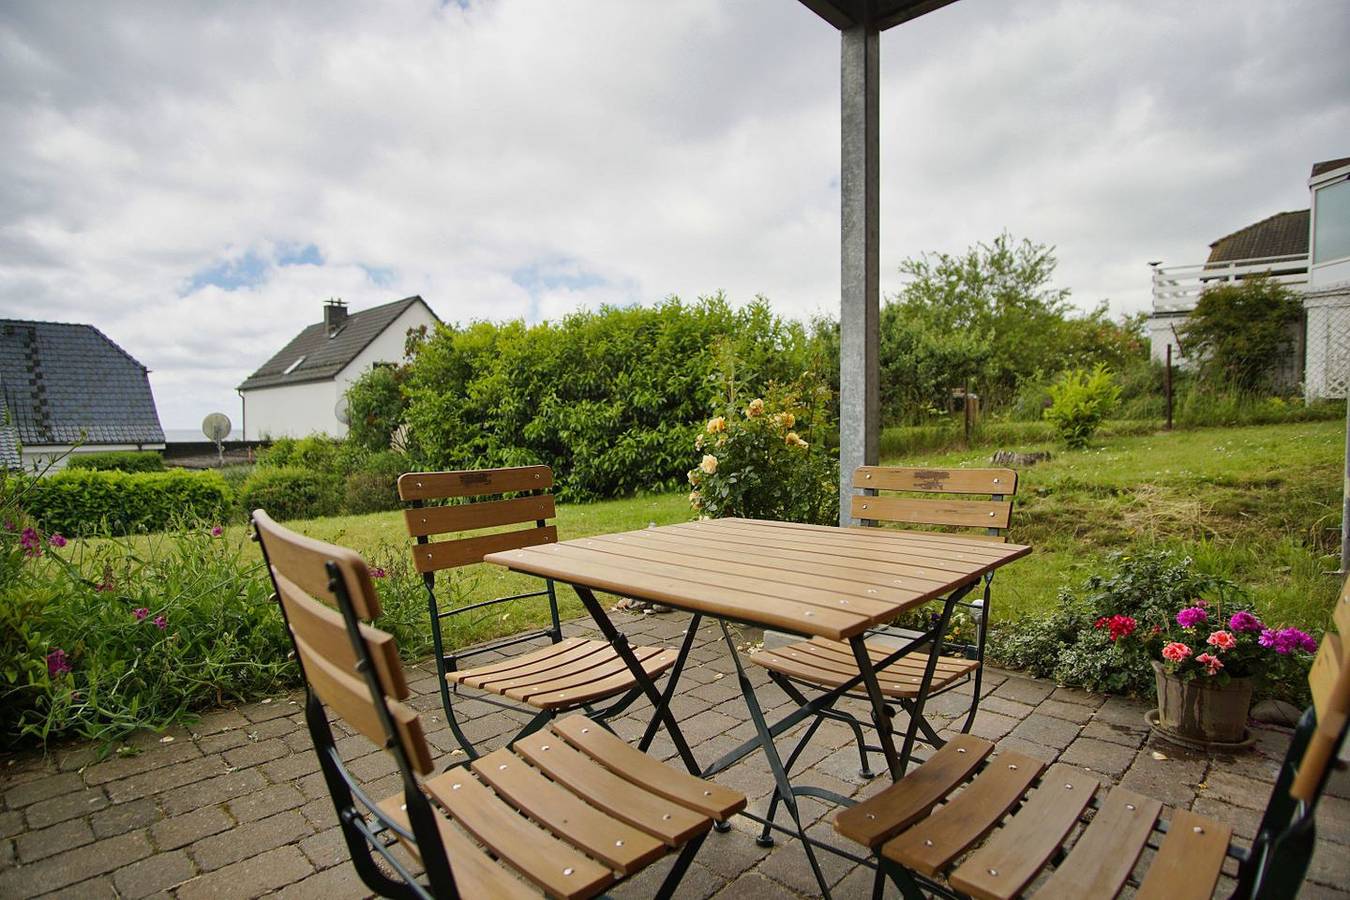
1152, 660, 1253, 745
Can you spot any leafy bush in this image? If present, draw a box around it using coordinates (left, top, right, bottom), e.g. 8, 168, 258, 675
26, 469, 231, 536
1043, 364, 1121, 448
256, 434, 345, 474
343, 451, 408, 514
237, 467, 340, 521
1179, 275, 1303, 392
988, 550, 1314, 700
346, 364, 407, 453
688, 385, 838, 525
65, 451, 164, 473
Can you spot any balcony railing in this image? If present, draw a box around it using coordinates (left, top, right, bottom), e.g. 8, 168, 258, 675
1150, 253, 1309, 313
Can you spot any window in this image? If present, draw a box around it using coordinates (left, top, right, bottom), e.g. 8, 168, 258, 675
1313, 177, 1350, 264
283, 355, 307, 375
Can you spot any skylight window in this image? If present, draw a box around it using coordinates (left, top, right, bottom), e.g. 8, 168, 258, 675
283, 355, 307, 375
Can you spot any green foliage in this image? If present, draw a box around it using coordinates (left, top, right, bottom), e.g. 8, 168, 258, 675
256, 434, 346, 474
403, 295, 832, 501
688, 384, 838, 526
237, 467, 341, 521
1178, 275, 1303, 392
343, 451, 407, 515
65, 451, 164, 473
26, 469, 231, 536
346, 365, 407, 453
1043, 365, 1121, 449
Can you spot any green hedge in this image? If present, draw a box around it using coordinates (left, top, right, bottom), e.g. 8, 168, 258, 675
27, 469, 230, 536
65, 451, 164, 473
237, 467, 341, 521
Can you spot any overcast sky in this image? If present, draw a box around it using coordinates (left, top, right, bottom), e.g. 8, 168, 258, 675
1, 0, 1347, 428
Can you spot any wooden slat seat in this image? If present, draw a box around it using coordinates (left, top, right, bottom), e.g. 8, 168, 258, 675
752, 635, 978, 699
450, 637, 677, 710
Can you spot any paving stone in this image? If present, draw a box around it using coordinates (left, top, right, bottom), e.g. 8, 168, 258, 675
1315, 793, 1350, 845
222, 738, 289, 770
1035, 699, 1096, 724
1201, 768, 1276, 811
189, 809, 311, 872
1120, 748, 1209, 808
1192, 796, 1263, 841
151, 805, 232, 851
976, 694, 1036, 719
176, 844, 313, 900
33, 874, 117, 899
693, 826, 772, 880
16, 816, 95, 863
1007, 713, 1081, 750
192, 707, 249, 736
111, 849, 196, 898
4, 772, 83, 808
992, 676, 1054, 706
754, 824, 855, 894
1058, 737, 1137, 778
1048, 685, 1104, 708
1078, 720, 1147, 748
239, 699, 299, 724
609, 857, 721, 900
83, 741, 203, 786
1306, 837, 1350, 889
708, 870, 785, 900
226, 783, 305, 823
195, 729, 251, 755
261, 750, 321, 783
0, 809, 24, 839
1, 837, 14, 868
298, 826, 348, 871
966, 711, 1019, 741
0, 830, 151, 897
23, 786, 108, 830
104, 756, 225, 803
1092, 695, 1151, 728
159, 767, 267, 816
53, 746, 100, 773
90, 798, 160, 839
989, 736, 1061, 764
270, 862, 370, 900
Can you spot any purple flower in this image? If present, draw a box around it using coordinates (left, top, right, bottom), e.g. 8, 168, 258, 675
153, 615, 167, 630
48, 533, 67, 548
3, 520, 14, 531
370, 566, 387, 579
210, 525, 223, 537
133, 607, 149, 621
1228, 611, 1263, 633
1176, 606, 1208, 629
46, 649, 71, 678
19, 527, 42, 558
1259, 627, 1318, 655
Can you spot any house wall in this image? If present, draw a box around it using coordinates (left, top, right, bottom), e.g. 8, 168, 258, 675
241, 302, 439, 441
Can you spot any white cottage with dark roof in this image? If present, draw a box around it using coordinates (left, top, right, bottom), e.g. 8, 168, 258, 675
0, 319, 166, 471
237, 296, 439, 441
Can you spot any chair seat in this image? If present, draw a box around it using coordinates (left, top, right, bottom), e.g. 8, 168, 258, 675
378, 716, 746, 900
834, 734, 1232, 900
448, 637, 679, 710
750, 636, 978, 699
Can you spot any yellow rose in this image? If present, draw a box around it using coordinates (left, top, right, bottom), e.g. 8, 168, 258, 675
700, 454, 719, 474
781, 411, 795, 428
745, 398, 764, 417
688, 490, 702, 509
694, 433, 705, 450
706, 416, 726, 434
688, 469, 701, 485
785, 431, 808, 449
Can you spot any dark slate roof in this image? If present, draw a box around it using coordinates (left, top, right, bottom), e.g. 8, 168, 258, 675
0, 320, 165, 447
0, 392, 20, 470
237, 296, 430, 391
1207, 210, 1310, 263
1311, 157, 1350, 178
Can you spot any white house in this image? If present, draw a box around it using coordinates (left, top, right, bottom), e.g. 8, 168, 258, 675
237, 296, 439, 441
1146, 155, 1350, 399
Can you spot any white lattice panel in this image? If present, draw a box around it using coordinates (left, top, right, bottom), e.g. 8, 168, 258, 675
1305, 291, 1350, 400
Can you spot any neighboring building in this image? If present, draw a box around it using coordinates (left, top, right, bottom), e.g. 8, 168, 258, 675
237, 296, 439, 441
1147, 156, 1350, 399
0, 319, 166, 471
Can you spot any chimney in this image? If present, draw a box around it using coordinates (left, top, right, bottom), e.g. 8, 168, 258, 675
324, 298, 348, 336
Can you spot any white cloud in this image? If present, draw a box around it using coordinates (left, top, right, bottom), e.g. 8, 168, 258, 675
0, 0, 1345, 425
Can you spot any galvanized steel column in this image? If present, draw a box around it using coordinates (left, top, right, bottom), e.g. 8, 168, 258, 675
838, 23, 881, 525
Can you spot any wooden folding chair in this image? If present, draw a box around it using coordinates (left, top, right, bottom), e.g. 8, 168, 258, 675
835, 577, 1350, 900
398, 466, 677, 758
750, 465, 1018, 792
252, 509, 744, 900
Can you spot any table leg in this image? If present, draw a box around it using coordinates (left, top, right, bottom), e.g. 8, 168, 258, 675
571, 585, 702, 775
639, 612, 702, 752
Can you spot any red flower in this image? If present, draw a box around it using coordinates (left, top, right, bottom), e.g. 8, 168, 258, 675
1093, 614, 1137, 642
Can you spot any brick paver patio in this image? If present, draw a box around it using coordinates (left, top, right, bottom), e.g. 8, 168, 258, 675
3, 612, 1348, 898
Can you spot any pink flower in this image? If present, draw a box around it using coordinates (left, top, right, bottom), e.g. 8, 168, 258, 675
1176, 606, 1208, 628
210, 525, 223, 537
133, 607, 149, 621
370, 566, 387, 579
1195, 652, 1224, 675
96, 581, 115, 593
153, 615, 167, 630
46, 649, 71, 678
19, 527, 42, 558
1162, 641, 1192, 663
1206, 630, 1237, 651
3, 520, 14, 531
1228, 611, 1263, 633
1261, 627, 1317, 655
48, 533, 67, 548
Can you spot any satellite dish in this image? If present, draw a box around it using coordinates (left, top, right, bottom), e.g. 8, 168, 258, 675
202, 413, 231, 442
334, 395, 350, 426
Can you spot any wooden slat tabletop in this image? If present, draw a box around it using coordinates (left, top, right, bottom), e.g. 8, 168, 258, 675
484, 518, 1031, 641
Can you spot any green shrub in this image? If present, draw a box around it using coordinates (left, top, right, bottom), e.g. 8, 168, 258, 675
1043, 364, 1121, 449
65, 451, 164, 473
26, 469, 230, 536
343, 451, 409, 514
346, 365, 407, 453
1179, 275, 1303, 391
237, 467, 340, 521
256, 434, 345, 475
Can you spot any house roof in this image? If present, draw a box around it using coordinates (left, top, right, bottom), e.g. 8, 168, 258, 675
0, 393, 20, 470
1206, 210, 1310, 264
237, 296, 431, 392
1311, 157, 1350, 178
0, 319, 165, 447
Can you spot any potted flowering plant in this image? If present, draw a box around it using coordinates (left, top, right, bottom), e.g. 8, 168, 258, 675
1102, 600, 1317, 747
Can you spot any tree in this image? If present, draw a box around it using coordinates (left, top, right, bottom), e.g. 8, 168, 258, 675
345, 364, 405, 453
1178, 275, 1303, 392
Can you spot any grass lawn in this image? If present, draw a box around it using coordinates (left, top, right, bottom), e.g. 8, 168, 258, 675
228, 419, 1344, 647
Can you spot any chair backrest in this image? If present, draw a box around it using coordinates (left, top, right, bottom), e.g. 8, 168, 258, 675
398, 465, 557, 574
851, 466, 1018, 537
1292, 576, 1350, 801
